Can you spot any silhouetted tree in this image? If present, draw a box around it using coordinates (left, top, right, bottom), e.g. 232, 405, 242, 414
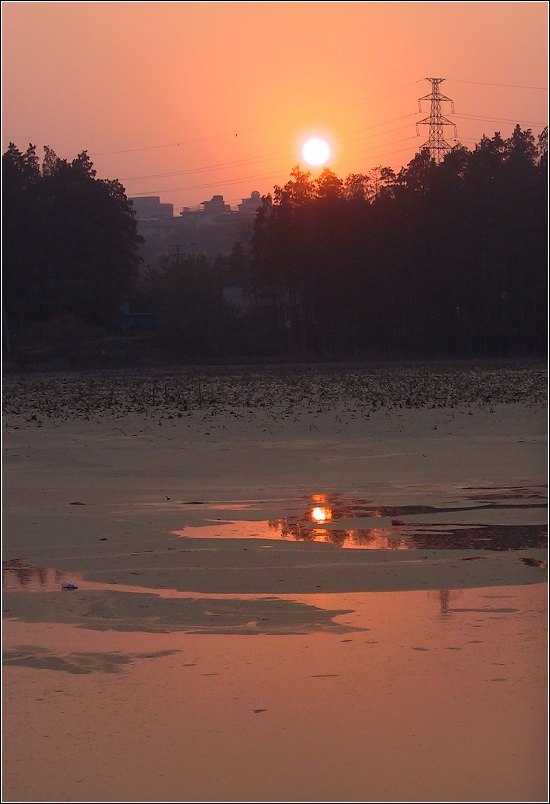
2, 144, 142, 336
250, 127, 547, 359
343, 173, 371, 202
141, 252, 234, 357
2, 144, 43, 331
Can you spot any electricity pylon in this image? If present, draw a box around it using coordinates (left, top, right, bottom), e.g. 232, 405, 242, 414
416, 78, 458, 163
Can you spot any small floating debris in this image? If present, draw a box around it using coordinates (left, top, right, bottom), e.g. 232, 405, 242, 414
391, 518, 405, 526
61, 582, 78, 590
69, 501, 86, 506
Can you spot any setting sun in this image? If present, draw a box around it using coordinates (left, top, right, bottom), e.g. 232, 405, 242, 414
302, 138, 330, 166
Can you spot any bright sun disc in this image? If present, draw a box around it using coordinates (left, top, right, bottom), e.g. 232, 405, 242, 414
303, 138, 329, 166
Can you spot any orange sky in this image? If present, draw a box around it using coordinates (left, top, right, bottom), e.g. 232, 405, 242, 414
2, 2, 548, 213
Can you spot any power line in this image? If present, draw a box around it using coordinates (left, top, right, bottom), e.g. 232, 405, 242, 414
93, 75, 547, 204
448, 79, 547, 91
455, 113, 546, 127
92, 142, 181, 157
129, 169, 287, 197
120, 114, 419, 184
90, 79, 424, 158
89, 78, 545, 160
135, 139, 422, 207
128, 136, 420, 198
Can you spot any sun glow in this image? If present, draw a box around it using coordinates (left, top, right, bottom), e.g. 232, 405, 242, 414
302, 138, 330, 166
310, 506, 333, 523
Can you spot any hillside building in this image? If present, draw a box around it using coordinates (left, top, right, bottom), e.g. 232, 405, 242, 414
129, 196, 174, 220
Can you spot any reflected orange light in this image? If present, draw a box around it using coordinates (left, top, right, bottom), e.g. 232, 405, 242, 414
309, 528, 333, 544
310, 506, 333, 523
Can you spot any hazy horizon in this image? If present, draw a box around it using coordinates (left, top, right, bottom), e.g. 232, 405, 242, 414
2, 2, 548, 213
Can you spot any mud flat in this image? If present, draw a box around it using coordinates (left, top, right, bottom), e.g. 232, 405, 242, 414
2, 362, 548, 802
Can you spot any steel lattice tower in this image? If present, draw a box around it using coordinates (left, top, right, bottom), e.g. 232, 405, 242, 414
416, 78, 457, 163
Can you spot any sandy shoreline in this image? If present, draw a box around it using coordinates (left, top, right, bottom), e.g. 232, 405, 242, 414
3, 365, 547, 604
2, 362, 548, 801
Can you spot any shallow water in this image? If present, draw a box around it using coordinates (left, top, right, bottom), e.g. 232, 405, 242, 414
2, 485, 548, 800
2, 583, 547, 802
4, 482, 546, 605
169, 488, 548, 551
176, 518, 548, 551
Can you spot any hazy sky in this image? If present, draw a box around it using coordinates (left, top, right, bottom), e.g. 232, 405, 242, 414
2, 2, 548, 213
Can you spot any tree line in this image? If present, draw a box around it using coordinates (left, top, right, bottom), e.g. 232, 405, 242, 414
2, 143, 143, 359
248, 125, 547, 359
2, 125, 547, 365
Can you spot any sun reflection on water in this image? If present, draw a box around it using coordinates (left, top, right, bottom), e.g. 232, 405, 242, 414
310, 506, 333, 524
169, 490, 547, 551
275, 521, 410, 549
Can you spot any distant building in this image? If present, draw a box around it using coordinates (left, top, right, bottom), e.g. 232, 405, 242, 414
130, 196, 174, 220
179, 195, 233, 227
201, 194, 230, 215
237, 190, 262, 216
179, 206, 218, 227
133, 191, 262, 267
201, 194, 231, 215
